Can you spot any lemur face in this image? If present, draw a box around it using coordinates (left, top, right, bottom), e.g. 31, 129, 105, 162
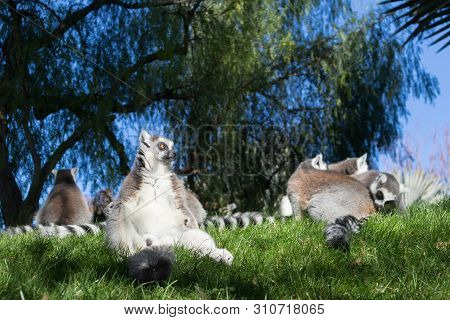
139, 130, 176, 164
93, 189, 113, 219
370, 172, 409, 211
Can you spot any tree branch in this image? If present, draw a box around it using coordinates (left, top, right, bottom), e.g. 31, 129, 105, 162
108, 0, 185, 9
35, 0, 185, 48
104, 125, 130, 175
34, 0, 108, 48
24, 120, 93, 208
120, 45, 187, 81
21, 110, 41, 172
31, 85, 193, 120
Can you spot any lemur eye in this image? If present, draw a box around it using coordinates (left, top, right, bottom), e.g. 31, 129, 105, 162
158, 142, 167, 151
376, 191, 384, 200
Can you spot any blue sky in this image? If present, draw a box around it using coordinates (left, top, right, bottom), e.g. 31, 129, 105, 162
353, 0, 449, 172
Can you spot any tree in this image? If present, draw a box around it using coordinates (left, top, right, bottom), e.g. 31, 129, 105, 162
381, 0, 450, 52
0, 0, 202, 225
0, 0, 439, 225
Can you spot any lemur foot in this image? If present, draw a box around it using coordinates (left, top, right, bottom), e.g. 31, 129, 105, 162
211, 248, 234, 266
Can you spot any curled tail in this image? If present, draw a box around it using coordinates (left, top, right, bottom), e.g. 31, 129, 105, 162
325, 215, 367, 251
202, 211, 275, 230
127, 246, 175, 284
5, 222, 105, 238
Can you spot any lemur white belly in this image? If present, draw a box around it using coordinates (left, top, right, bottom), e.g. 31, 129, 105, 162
131, 178, 183, 238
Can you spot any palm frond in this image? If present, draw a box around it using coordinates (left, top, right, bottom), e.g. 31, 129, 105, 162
393, 169, 448, 207
381, 0, 450, 51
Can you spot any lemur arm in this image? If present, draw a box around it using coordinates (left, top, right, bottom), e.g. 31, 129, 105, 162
105, 198, 147, 256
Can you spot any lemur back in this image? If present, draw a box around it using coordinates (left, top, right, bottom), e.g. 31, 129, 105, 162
287, 158, 378, 250
327, 153, 368, 175
279, 153, 368, 217
35, 169, 92, 225
287, 164, 376, 222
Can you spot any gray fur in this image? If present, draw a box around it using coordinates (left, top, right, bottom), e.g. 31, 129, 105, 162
106, 130, 233, 283
325, 215, 367, 251
185, 189, 207, 224
307, 183, 375, 222
89, 189, 113, 222
127, 246, 175, 284
352, 170, 405, 210
5, 223, 102, 237
35, 169, 92, 225
287, 156, 376, 251
328, 154, 368, 175
280, 154, 368, 217
202, 211, 270, 230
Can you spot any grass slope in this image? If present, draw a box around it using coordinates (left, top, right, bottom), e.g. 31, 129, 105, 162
0, 200, 449, 299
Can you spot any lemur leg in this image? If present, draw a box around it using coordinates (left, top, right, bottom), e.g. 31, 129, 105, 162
288, 192, 304, 219
142, 231, 233, 266
105, 200, 147, 256
177, 229, 234, 265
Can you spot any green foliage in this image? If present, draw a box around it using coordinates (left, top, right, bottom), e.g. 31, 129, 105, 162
0, 200, 449, 299
0, 0, 440, 223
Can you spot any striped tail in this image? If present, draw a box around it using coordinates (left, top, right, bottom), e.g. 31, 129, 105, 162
324, 215, 367, 251
127, 246, 175, 284
202, 212, 276, 230
5, 222, 105, 238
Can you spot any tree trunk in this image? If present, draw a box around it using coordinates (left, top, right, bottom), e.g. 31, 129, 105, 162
0, 108, 26, 226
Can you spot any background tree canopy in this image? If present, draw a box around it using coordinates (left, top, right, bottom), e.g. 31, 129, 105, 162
0, 0, 439, 226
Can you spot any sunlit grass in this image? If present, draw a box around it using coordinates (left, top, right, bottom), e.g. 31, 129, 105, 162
0, 199, 448, 299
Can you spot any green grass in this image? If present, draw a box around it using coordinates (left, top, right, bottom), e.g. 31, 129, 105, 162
0, 200, 449, 299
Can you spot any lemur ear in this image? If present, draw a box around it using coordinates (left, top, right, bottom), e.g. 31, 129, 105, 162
399, 184, 410, 194
311, 154, 323, 169
357, 153, 367, 168
139, 130, 151, 143
71, 168, 78, 177
376, 173, 387, 184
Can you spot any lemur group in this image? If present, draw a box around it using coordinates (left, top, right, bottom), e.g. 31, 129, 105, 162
5, 130, 411, 283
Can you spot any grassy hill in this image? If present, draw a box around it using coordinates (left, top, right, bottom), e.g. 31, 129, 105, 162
0, 200, 449, 299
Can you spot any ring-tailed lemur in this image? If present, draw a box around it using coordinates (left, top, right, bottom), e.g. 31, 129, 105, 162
352, 170, 410, 211
105, 130, 233, 282
89, 188, 113, 222
4, 187, 112, 237
35, 169, 93, 225
286, 157, 381, 250
3, 200, 268, 237
280, 153, 369, 217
